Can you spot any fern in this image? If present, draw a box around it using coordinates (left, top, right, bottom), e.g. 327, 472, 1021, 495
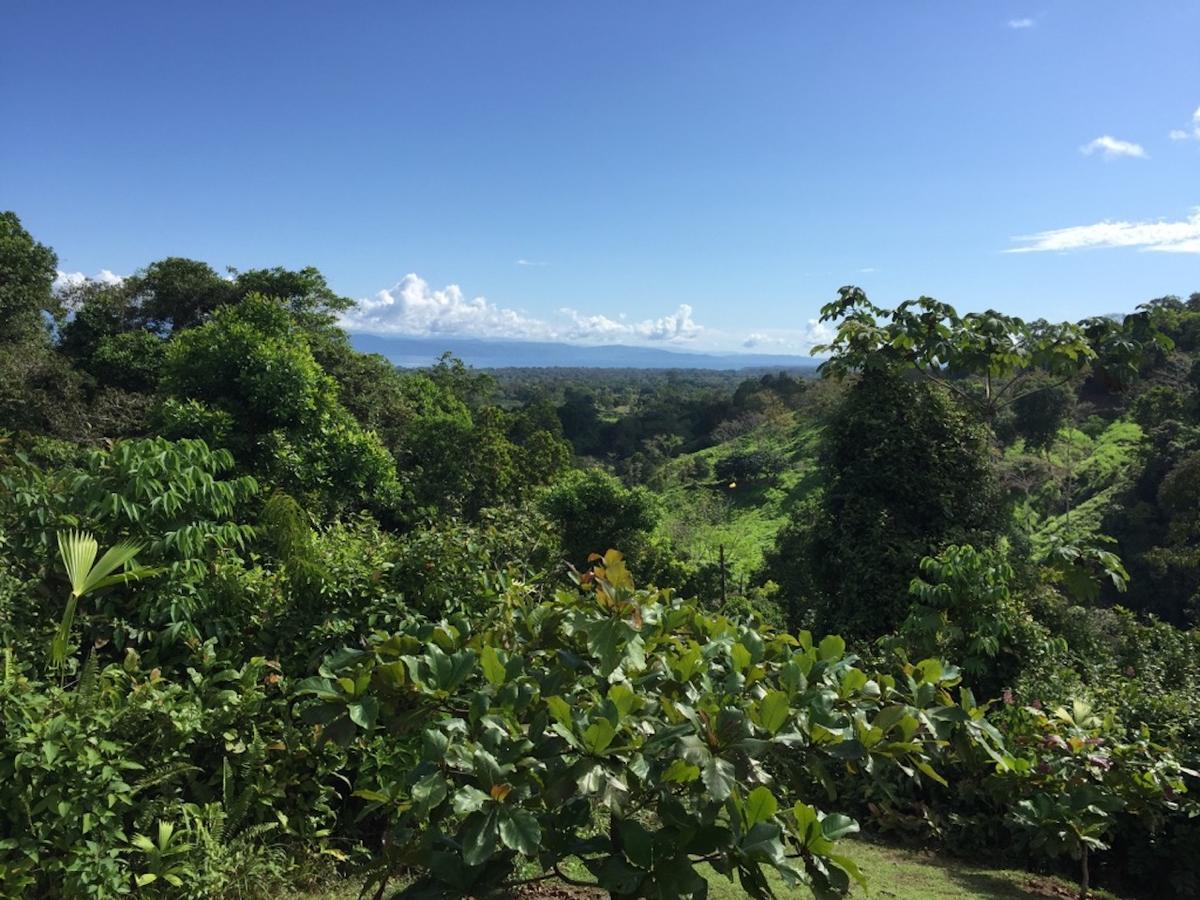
131, 762, 201, 797
74, 652, 99, 709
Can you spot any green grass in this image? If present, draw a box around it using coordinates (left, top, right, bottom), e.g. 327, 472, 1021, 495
655, 416, 823, 580
290, 838, 1117, 898
701, 838, 1116, 899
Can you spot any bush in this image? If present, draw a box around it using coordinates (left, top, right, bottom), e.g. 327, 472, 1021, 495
538, 468, 661, 569
298, 553, 999, 899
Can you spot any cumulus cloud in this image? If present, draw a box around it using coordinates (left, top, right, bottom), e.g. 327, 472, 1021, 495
340, 273, 703, 344
736, 319, 835, 355
1080, 136, 1147, 159
561, 304, 701, 342
804, 318, 837, 352
342, 274, 553, 339
1007, 17, 1035, 29
742, 333, 768, 349
1169, 129, 1190, 141
53, 269, 124, 291
1007, 209, 1200, 254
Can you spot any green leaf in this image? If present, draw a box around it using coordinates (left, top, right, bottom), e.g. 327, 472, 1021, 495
739, 821, 785, 864
608, 682, 636, 718
817, 635, 846, 661
452, 786, 491, 816
820, 814, 858, 841
757, 690, 790, 735
498, 808, 541, 857
702, 756, 736, 802
461, 809, 498, 867
618, 819, 655, 869
480, 645, 506, 687
589, 856, 645, 895
828, 853, 868, 889
347, 697, 379, 730
662, 759, 701, 783
546, 695, 573, 728
915, 760, 949, 787
731, 642, 752, 672
583, 718, 616, 754
411, 772, 448, 816
744, 786, 778, 826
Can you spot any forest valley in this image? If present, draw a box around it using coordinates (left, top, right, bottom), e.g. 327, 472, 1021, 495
3, 210, 1200, 900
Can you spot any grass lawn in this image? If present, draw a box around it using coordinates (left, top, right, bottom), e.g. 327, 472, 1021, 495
292, 837, 1116, 899
700, 838, 1113, 899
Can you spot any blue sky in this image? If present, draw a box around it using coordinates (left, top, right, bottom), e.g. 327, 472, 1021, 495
3, 1, 1198, 353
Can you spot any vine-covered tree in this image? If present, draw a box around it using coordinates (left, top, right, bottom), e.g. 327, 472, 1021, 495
767, 369, 1005, 639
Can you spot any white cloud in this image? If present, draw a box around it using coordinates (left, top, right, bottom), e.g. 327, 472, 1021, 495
1007, 17, 1035, 29
737, 320, 835, 355
1167, 105, 1200, 141
1007, 209, 1200, 254
340, 273, 703, 344
858, 267, 876, 274
515, 258, 548, 267
53, 269, 124, 291
804, 319, 837, 352
342, 274, 554, 340
561, 304, 701, 342
1080, 136, 1147, 159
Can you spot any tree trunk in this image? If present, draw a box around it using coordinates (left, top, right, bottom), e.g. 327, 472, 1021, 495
1079, 846, 1089, 900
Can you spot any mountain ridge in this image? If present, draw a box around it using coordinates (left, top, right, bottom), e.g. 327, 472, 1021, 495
349, 333, 819, 370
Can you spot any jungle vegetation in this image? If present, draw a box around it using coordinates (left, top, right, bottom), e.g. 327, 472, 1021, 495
2, 211, 1199, 899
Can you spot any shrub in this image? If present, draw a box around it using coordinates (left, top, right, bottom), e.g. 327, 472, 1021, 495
298, 553, 1000, 899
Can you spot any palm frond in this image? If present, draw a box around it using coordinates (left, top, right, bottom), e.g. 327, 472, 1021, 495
57, 530, 98, 597
51, 529, 159, 666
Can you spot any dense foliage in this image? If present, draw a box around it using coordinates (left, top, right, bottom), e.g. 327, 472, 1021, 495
2, 213, 1199, 899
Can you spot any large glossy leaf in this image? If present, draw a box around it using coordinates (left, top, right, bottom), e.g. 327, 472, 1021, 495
498, 808, 540, 857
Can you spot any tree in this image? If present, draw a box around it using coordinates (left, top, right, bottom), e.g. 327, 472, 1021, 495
539, 468, 661, 568
768, 369, 1005, 640
0, 211, 59, 343
1012, 375, 1075, 451
123, 257, 237, 333
558, 386, 603, 455
159, 293, 403, 517
714, 447, 787, 487
230, 265, 353, 325
813, 287, 1096, 423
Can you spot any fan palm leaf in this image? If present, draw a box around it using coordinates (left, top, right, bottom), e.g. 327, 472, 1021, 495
51, 530, 160, 665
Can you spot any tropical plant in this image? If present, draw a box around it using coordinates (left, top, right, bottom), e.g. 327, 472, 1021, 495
297, 552, 1005, 899
812, 287, 1097, 422
52, 530, 159, 665
1001, 700, 1196, 900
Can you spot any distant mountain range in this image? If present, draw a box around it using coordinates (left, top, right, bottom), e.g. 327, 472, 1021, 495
349, 334, 819, 371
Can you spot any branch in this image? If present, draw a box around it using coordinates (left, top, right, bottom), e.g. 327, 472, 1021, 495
1006, 374, 1076, 407
912, 365, 974, 404
991, 368, 1032, 404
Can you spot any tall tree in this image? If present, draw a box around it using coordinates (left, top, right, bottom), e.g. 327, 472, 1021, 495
158, 293, 403, 517
767, 369, 1004, 640
123, 257, 237, 333
0, 211, 59, 343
